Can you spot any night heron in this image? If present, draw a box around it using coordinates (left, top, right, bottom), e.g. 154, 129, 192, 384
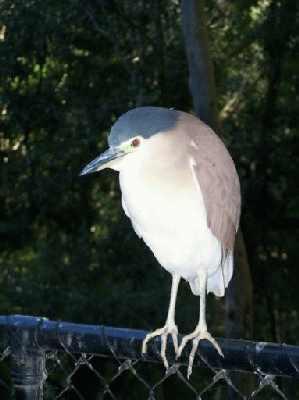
80, 106, 241, 377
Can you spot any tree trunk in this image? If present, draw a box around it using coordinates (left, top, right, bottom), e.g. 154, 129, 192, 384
181, 0, 253, 396
180, 0, 219, 132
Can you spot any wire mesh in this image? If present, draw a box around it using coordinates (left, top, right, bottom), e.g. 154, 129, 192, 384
0, 315, 298, 399
42, 350, 291, 400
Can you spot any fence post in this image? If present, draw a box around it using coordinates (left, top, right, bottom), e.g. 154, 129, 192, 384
9, 316, 46, 400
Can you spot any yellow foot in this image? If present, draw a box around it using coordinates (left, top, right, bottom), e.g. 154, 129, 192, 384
177, 328, 224, 379
142, 323, 178, 369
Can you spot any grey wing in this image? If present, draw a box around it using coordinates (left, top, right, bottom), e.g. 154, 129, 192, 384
189, 125, 241, 251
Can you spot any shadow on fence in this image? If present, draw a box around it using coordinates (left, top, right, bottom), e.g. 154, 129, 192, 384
0, 315, 298, 399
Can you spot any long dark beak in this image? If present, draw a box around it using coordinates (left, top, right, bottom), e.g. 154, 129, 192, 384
79, 147, 125, 176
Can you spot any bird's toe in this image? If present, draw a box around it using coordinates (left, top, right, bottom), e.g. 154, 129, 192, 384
142, 327, 165, 354
177, 329, 223, 378
187, 338, 200, 379
200, 331, 224, 357
177, 332, 194, 359
141, 324, 179, 369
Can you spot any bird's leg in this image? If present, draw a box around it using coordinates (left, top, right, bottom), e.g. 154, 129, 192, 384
177, 270, 224, 379
142, 273, 180, 369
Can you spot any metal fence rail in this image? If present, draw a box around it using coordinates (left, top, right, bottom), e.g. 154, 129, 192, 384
0, 314, 298, 399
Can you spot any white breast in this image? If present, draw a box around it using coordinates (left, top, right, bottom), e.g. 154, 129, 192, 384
119, 161, 222, 282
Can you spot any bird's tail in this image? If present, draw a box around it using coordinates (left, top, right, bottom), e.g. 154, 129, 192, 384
189, 251, 233, 297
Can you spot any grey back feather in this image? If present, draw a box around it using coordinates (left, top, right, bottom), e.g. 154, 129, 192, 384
178, 112, 241, 251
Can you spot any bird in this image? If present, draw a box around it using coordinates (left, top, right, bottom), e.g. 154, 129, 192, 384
80, 106, 241, 378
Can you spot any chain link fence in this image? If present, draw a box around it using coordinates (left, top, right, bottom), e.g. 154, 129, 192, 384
0, 315, 298, 399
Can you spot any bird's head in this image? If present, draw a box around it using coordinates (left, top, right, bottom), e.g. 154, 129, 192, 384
80, 106, 179, 175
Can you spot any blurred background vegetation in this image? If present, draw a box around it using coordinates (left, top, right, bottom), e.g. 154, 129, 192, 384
0, 0, 298, 351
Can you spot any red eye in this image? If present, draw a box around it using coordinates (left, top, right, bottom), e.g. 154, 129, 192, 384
131, 138, 140, 147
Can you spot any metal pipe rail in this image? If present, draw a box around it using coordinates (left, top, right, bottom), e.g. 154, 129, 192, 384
0, 315, 299, 399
